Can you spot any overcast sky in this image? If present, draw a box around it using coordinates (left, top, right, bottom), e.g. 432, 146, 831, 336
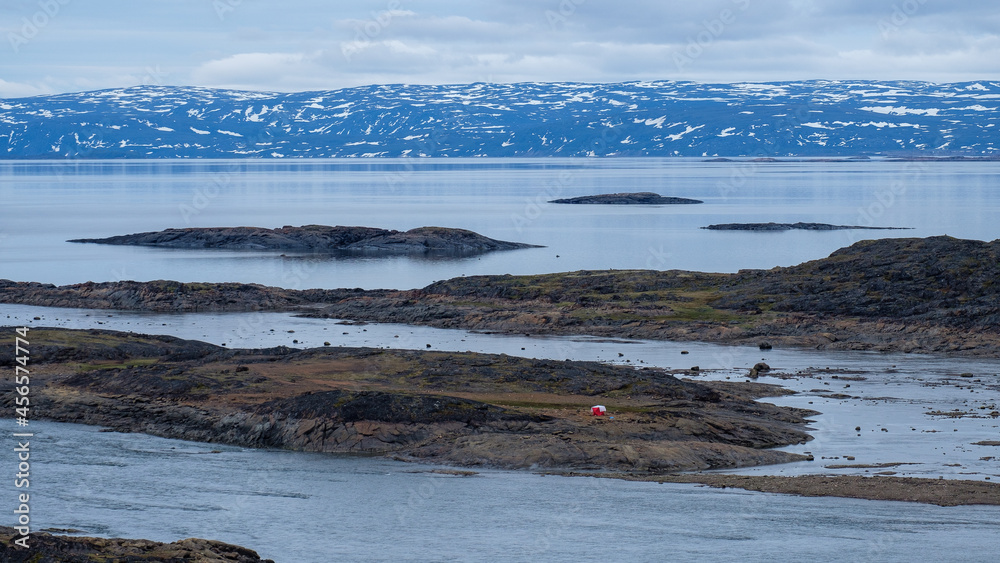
1, 0, 998, 97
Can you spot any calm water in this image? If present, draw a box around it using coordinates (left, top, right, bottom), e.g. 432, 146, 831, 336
10, 420, 1000, 562
1, 158, 998, 289
2, 158, 1000, 561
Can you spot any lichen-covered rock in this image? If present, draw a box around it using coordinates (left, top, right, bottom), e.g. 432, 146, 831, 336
0, 526, 274, 562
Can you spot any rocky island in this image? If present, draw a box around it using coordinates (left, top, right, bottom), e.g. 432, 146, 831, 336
702, 222, 911, 231
549, 192, 703, 204
0, 526, 273, 562
0, 328, 813, 472
68, 225, 541, 256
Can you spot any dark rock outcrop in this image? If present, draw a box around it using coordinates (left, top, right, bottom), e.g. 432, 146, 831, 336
0, 526, 273, 562
0, 279, 373, 312
749, 362, 771, 378
549, 192, 703, 204
716, 236, 1000, 325
702, 222, 910, 231
69, 225, 541, 255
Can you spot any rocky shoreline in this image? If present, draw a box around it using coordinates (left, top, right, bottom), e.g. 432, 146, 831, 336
5, 236, 995, 355
304, 235, 1000, 355
549, 192, 703, 204
558, 473, 1000, 507
0, 279, 369, 312
0, 526, 274, 562
69, 225, 542, 256
1, 328, 814, 473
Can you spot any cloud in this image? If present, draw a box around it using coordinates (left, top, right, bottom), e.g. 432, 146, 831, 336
0, 79, 52, 98
3, 0, 1000, 95
190, 52, 315, 91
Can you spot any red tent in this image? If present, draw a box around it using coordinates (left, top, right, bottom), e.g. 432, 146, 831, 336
591, 405, 606, 416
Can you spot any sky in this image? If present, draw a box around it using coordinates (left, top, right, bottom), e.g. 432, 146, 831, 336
1, 0, 998, 97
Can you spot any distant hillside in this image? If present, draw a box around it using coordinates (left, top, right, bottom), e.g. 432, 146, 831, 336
2, 80, 999, 158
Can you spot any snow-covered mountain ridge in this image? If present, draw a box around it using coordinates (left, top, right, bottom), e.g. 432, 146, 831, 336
2, 80, 998, 158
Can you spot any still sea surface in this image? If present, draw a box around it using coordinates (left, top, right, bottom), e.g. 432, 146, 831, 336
2, 158, 1000, 561
10, 420, 999, 563
1, 158, 998, 289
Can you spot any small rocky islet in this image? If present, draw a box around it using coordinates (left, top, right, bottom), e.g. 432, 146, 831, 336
549, 192, 703, 205
68, 225, 541, 256
702, 222, 911, 231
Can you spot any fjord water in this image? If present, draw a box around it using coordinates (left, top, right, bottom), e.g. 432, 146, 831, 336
3, 158, 1000, 561
1, 158, 999, 289
17, 420, 1000, 562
